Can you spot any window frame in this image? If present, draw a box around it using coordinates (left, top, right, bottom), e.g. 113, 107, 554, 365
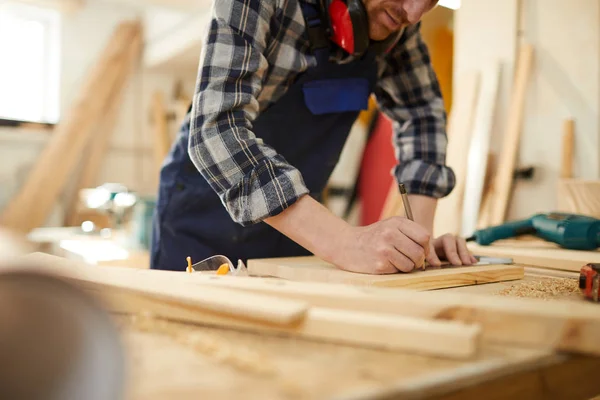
0, 1, 61, 126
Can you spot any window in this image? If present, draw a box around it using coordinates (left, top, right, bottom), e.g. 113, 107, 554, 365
0, 2, 61, 124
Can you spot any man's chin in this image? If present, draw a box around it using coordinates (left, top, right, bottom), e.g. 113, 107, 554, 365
369, 26, 392, 42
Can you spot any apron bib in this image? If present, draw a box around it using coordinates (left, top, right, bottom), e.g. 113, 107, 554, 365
151, 1, 379, 270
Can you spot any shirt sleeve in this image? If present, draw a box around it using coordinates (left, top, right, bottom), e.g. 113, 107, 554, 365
373, 22, 456, 199
188, 0, 310, 226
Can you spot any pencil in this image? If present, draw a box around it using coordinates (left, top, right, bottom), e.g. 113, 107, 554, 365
398, 183, 424, 270
398, 183, 414, 221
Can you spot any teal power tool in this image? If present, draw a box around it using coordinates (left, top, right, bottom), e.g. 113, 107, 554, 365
466, 212, 600, 251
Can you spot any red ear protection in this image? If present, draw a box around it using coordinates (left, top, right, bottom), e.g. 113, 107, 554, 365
325, 0, 370, 56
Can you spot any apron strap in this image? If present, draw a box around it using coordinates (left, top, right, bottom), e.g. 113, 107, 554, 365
299, 1, 330, 53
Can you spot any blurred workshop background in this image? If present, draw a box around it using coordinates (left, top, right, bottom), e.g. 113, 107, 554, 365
0, 0, 598, 268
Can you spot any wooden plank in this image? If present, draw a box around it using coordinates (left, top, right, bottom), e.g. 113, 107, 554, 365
561, 119, 575, 179
12, 0, 83, 14
557, 179, 600, 218
0, 22, 139, 233
488, 43, 534, 225
460, 63, 501, 237
151, 91, 171, 172
13, 253, 600, 357
433, 72, 480, 237
64, 27, 143, 227
467, 242, 599, 272
476, 152, 496, 229
189, 274, 600, 357
246, 256, 524, 290
121, 318, 563, 400
7, 253, 481, 359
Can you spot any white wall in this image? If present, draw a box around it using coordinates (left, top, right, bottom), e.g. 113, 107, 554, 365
512, 0, 600, 219
0, 0, 199, 226
453, 0, 600, 221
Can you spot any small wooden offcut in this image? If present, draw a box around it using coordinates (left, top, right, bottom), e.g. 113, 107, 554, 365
247, 256, 524, 290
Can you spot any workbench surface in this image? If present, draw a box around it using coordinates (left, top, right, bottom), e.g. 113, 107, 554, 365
115, 269, 600, 400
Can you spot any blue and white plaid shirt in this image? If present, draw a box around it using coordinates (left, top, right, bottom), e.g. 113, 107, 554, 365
189, 0, 455, 226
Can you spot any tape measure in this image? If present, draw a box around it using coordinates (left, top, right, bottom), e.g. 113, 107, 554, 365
579, 263, 600, 302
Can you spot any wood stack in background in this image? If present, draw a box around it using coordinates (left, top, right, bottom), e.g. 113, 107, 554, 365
0, 21, 143, 233
430, 43, 534, 237
556, 120, 600, 218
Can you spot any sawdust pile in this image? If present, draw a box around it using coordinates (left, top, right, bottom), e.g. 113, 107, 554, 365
497, 278, 580, 300
126, 312, 276, 376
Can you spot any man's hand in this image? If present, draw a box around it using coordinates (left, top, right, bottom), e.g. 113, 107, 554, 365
332, 217, 431, 274
426, 234, 478, 267
264, 195, 431, 275
405, 194, 477, 268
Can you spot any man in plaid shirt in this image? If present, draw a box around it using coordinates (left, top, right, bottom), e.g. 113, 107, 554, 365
150, 0, 477, 273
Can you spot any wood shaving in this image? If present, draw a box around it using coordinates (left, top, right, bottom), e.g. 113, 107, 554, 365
126, 311, 276, 376
496, 278, 580, 300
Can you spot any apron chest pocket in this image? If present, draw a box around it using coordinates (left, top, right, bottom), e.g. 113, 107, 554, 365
302, 78, 370, 115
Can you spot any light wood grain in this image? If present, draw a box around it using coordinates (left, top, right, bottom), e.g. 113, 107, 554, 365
561, 119, 575, 179
181, 272, 600, 357
121, 319, 581, 400
557, 179, 600, 218
433, 72, 480, 237
0, 22, 139, 233
12, 253, 600, 357
247, 256, 524, 290
461, 62, 501, 237
151, 91, 171, 172
64, 27, 142, 227
8, 253, 481, 359
489, 43, 534, 225
467, 242, 599, 272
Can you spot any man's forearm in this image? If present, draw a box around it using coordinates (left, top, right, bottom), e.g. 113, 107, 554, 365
263, 194, 350, 263
406, 194, 437, 234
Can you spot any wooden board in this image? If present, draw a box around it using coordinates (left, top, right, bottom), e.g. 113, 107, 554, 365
467, 242, 600, 272
461, 62, 501, 237
247, 256, 524, 290
6, 253, 481, 359
556, 179, 600, 218
0, 22, 140, 233
64, 28, 142, 227
561, 119, 575, 179
488, 43, 534, 225
12, 253, 600, 357
433, 72, 480, 237
120, 317, 600, 400
151, 91, 171, 172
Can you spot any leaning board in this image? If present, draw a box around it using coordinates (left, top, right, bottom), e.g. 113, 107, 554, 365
247, 256, 524, 290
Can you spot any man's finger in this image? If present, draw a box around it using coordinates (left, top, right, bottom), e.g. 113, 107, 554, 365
443, 236, 462, 265
457, 237, 473, 265
394, 233, 426, 268
393, 218, 431, 250
389, 247, 415, 273
426, 242, 442, 268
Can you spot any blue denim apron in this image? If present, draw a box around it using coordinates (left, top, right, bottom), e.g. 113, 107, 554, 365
150, 1, 379, 271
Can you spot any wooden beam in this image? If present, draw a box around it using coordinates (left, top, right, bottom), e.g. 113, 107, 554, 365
488, 44, 534, 225
11, 0, 83, 14
64, 26, 143, 227
433, 72, 480, 237
151, 91, 171, 172
561, 119, 575, 179
7, 253, 481, 359
467, 242, 599, 273
12, 253, 600, 358
246, 256, 524, 290
0, 22, 140, 233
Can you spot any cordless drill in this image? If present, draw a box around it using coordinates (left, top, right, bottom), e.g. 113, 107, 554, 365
466, 212, 600, 251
